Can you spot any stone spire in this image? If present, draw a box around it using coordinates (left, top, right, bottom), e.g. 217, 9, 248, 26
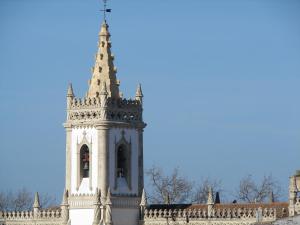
88, 21, 120, 99
140, 189, 147, 220
140, 188, 147, 207
33, 192, 40, 218
67, 83, 74, 97
61, 189, 69, 225
105, 188, 113, 225
207, 187, 214, 205
93, 188, 102, 225
33, 192, 40, 208
207, 187, 214, 218
135, 83, 143, 105
61, 189, 69, 206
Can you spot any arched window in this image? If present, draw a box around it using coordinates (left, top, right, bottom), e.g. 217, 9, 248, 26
80, 144, 90, 178
114, 132, 132, 191
117, 145, 128, 179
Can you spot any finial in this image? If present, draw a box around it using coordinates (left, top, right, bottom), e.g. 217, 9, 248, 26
33, 192, 40, 208
136, 83, 143, 97
94, 188, 101, 205
61, 189, 69, 205
140, 189, 147, 207
207, 187, 214, 205
106, 187, 112, 205
67, 83, 74, 97
105, 187, 113, 225
135, 83, 143, 104
101, 0, 112, 22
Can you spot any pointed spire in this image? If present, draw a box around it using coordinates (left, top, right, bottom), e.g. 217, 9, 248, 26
87, 20, 120, 99
135, 83, 143, 97
140, 189, 147, 207
67, 83, 74, 97
135, 83, 143, 104
33, 192, 40, 208
207, 187, 214, 205
105, 187, 113, 225
61, 189, 69, 205
94, 188, 101, 205
106, 187, 112, 205
100, 21, 110, 37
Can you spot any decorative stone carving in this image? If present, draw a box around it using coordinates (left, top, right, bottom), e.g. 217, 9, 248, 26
105, 188, 113, 225
93, 188, 102, 225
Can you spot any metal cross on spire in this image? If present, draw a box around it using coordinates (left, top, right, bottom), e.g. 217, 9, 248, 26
101, 0, 112, 22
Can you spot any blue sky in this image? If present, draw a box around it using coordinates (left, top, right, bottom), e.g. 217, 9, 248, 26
0, 0, 300, 201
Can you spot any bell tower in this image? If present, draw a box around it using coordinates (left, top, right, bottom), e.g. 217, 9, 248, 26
63, 18, 146, 225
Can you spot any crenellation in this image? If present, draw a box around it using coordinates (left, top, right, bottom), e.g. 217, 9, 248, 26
67, 96, 142, 123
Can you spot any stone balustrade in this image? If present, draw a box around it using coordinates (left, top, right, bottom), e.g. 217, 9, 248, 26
141, 203, 288, 225
0, 209, 63, 225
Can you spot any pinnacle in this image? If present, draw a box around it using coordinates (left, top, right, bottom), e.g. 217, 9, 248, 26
140, 188, 147, 206
61, 189, 68, 205
136, 83, 143, 97
106, 187, 112, 205
67, 83, 74, 97
207, 187, 214, 205
94, 188, 101, 205
33, 192, 40, 208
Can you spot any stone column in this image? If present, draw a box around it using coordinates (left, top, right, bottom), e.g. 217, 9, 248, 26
65, 125, 72, 191
97, 125, 109, 200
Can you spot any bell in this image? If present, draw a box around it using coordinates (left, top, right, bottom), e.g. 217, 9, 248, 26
83, 162, 89, 170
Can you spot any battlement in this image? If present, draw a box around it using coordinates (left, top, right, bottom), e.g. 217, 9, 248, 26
67, 97, 142, 123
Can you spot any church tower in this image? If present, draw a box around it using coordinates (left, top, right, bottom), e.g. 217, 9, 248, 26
63, 18, 145, 225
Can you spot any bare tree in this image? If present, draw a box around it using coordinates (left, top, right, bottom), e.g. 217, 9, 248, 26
235, 174, 282, 203
146, 166, 193, 204
0, 188, 57, 211
192, 178, 223, 204
13, 188, 33, 211
39, 193, 57, 209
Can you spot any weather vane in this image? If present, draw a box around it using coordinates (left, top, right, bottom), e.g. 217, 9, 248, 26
101, 0, 112, 22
